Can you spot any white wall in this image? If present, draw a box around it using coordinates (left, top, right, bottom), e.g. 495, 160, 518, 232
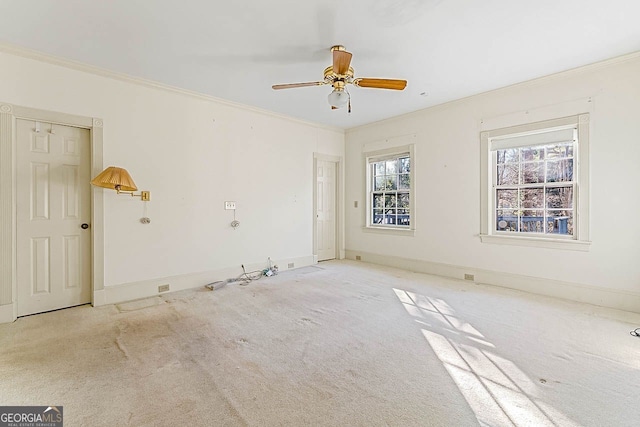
345, 53, 640, 312
0, 50, 344, 305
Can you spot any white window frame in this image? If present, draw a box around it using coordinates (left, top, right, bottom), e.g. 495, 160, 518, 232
480, 114, 591, 251
364, 144, 415, 235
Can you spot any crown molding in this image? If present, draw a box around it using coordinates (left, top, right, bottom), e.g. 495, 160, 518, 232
0, 42, 344, 134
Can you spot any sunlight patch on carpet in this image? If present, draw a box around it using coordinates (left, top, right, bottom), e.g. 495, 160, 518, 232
393, 287, 581, 427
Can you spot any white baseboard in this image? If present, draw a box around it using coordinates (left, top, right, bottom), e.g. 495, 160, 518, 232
103, 255, 315, 305
92, 289, 106, 307
345, 250, 640, 313
0, 302, 16, 323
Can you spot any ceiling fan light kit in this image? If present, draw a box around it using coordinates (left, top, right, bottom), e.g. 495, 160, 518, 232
327, 80, 349, 108
328, 89, 349, 108
272, 45, 407, 111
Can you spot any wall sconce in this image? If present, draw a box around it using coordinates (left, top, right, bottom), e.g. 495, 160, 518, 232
90, 166, 150, 201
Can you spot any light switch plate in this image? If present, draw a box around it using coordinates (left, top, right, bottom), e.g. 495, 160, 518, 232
225, 201, 236, 210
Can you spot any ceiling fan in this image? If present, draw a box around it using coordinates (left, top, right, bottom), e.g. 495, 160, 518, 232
272, 45, 407, 111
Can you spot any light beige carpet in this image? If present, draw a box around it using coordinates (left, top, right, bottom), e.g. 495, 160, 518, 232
1, 260, 639, 426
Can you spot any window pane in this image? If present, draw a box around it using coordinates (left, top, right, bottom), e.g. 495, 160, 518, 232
374, 176, 385, 191
400, 157, 410, 173
386, 159, 398, 175
399, 174, 410, 189
398, 193, 410, 208
497, 164, 519, 185
521, 210, 545, 233
521, 147, 544, 161
374, 162, 385, 176
373, 209, 384, 224
496, 212, 518, 232
547, 143, 573, 159
546, 187, 573, 209
547, 159, 573, 182
497, 148, 518, 164
547, 210, 573, 236
373, 194, 384, 208
385, 175, 397, 190
497, 189, 518, 209
522, 188, 543, 208
385, 195, 396, 208
521, 162, 544, 184
397, 211, 410, 226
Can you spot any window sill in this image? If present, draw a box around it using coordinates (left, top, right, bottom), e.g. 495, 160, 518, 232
479, 234, 591, 251
362, 226, 415, 237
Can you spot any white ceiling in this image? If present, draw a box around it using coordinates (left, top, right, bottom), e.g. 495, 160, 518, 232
1, 0, 640, 129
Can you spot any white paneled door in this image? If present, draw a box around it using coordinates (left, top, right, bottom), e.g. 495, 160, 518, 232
16, 119, 91, 316
316, 159, 336, 261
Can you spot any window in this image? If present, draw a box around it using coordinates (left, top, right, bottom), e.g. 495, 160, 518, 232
365, 144, 415, 232
495, 136, 575, 235
480, 115, 590, 250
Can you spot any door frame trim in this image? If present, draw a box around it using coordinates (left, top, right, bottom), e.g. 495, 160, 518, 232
0, 102, 104, 323
312, 153, 344, 262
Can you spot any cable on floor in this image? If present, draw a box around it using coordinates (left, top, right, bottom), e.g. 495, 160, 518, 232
631, 328, 640, 337
205, 263, 273, 291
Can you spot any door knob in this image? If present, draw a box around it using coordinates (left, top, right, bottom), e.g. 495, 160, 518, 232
81, 223, 89, 229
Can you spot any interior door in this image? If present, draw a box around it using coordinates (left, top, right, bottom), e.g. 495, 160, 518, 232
316, 159, 336, 261
16, 119, 91, 316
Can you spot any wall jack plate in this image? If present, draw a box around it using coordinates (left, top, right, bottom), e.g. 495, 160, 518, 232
225, 201, 236, 210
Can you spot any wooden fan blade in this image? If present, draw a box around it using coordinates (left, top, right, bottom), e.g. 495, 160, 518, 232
353, 78, 407, 90
333, 50, 352, 75
272, 81, 325, 90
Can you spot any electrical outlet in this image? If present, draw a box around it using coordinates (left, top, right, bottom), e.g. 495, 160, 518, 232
355, 255, 361, 261
288, 262, 295, 269
464, 274, 475, 281
158, 284, 170, 292
225, 201, 236, 210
